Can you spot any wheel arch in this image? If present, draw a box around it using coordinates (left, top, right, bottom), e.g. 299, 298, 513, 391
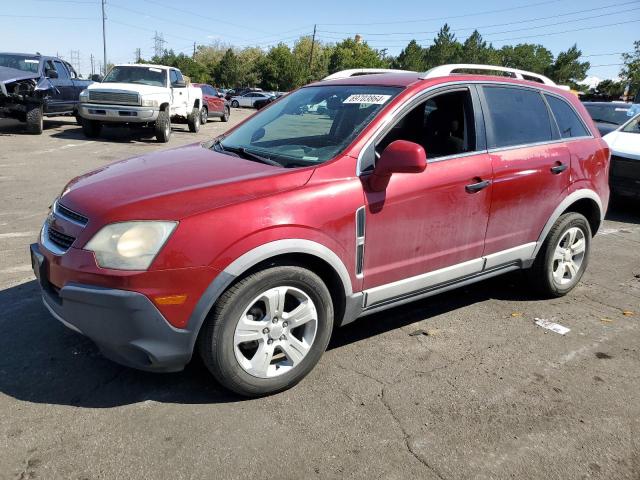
186, 240, 353, 350
533, 189, 603, 258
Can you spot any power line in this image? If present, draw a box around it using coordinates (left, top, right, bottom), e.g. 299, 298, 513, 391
318, 0, 562, 26
319, 0, 640, 36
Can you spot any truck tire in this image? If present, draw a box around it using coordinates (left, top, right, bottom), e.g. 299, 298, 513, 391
221, 106, 230, 122
188, 107, 200, 133
25, 104, 43, 134
81, 119, 102, 138
198, 266, 334, 397
154, 109, 171, 143
200, 106, 208, 125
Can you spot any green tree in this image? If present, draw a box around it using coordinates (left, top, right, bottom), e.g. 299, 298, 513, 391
621, 40, 640, 99
461, 31, 499, 65
393, 40, 427, 71
293, 36, 329, 82
327, 38, 388, 74
425, 24, 462, 69
499, 43, 553, 73
545, 44, 589, 85
258, 43, 302, 91
213, 48, 241, 87
238, 47, 264, 87
596, 79, 625, 99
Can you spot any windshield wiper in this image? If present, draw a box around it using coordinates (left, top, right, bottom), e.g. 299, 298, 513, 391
218, 144, 283, 167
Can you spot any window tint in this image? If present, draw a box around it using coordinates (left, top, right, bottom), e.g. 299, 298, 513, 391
53, 60, 70, 80
375, 89, 476, 163
545, 95, 589, 138
170, 70, 182, 86
483, 86, 553, 148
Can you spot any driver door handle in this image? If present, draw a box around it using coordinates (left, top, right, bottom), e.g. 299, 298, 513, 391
465, 179, 491, 193
550, 162, 568, 174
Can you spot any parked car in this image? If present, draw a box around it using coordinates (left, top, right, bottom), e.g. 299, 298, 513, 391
77, 64, 203, 142
0, 52, 92, 133
226, 87, 263, 101
31, 64, 609, 397
230, 91, 273, 108
603, 113, 640, 199
254, 96, 275, 110
583, 101, 638, 135
192, 83, 230, 123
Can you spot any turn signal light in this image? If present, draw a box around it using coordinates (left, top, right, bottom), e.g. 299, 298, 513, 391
153, 294, 188, 306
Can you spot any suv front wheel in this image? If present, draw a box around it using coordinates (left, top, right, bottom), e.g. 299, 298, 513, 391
528, 212, 591, 297
199, 266, 334, 397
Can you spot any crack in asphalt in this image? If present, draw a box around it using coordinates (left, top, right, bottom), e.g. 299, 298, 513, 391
380, 387, 447, 480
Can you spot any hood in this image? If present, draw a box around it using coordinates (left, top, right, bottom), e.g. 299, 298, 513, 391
59, 143, 314, 222
603, 131, 640, 161
87, 82, 167, 95
0, 66, 39, 84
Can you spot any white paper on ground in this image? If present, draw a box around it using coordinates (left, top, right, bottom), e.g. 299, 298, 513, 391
534, 318, 570, 335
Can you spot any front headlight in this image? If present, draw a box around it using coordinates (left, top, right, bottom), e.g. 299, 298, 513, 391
141, 97, 159, 107
85, 221, 177, 270
79, 89, 89, 102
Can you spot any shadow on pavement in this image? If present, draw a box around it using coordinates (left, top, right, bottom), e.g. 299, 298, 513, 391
606, 196, 640, 224
0, 270, 532, 409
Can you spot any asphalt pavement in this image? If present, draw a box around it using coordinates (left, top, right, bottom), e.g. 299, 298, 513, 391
0, 112, 638, 479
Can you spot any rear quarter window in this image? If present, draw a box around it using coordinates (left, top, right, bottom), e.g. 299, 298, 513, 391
545, 95, 589, 138
482, 86, 553, 148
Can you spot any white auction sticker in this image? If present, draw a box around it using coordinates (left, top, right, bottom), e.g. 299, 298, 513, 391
25, 59, 39, 64
343, 94, 391, 105
149, 68, 162, 72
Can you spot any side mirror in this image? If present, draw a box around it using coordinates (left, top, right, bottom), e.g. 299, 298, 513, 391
46, 69, 58, 79
367, 140, 426, 192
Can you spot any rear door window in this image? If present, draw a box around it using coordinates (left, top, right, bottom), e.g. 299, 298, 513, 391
482, 86, 553, 148
545, 94, 590, 138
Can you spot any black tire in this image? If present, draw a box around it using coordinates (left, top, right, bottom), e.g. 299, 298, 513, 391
81, 118, 102, 138
188, 107, 200, 133
231, 100, 239, 108
74, 111, 82, 126
527, 212, 592, 297
221, 106, 230, 122
198, 266, 334, 397
154, 109, 171, 143
25, 104, 43, 134
200, 106, 208, 125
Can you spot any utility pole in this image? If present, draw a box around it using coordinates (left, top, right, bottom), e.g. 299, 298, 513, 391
193, 42, 196, 59
308, 24, 317, 73
90, 54, 95, 76
101, 0, 107, 75
135, 48, 141, 63
70, 50, 81, 73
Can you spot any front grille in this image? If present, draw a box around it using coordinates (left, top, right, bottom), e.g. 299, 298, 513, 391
48, 227, 75, 251
89, 91, 140, 105
55, 202, 88, 226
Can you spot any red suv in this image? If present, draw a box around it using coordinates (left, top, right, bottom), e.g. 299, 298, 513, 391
192, 83, 230, 124
31, 65, 610, 397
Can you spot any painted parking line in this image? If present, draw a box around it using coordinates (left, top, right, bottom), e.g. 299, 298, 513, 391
0, 231, 39, 239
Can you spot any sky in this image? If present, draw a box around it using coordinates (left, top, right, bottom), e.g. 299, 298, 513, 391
1, 0, 638, 81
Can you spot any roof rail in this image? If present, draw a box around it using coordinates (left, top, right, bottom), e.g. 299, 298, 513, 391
420, 64, 557, 86
323, 68, 416, 80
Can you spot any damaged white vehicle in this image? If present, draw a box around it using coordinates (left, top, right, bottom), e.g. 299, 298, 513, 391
78, 64, 203, 142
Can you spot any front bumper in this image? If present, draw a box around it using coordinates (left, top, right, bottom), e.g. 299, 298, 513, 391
31, 243, 193, 372
78, 103, 159, 123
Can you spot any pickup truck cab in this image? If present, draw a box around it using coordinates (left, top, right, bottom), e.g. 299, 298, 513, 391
32, 64, 609, 397
0, 52, 92, 134
78, 64, 203, 142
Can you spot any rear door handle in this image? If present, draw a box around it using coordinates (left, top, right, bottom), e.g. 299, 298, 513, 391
550, 162, 568, 174
465, 179, 491, 193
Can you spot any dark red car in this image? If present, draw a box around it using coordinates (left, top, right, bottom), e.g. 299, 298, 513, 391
31, 65, 609, 397
192, 83, 229, 123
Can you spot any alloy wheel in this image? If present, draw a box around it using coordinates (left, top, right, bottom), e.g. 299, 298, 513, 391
552, 226, 586, 285
233, 286, 318, 378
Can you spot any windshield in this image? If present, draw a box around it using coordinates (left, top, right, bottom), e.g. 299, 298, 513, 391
0, 54, 40, 73
218, 85, 402, 167
103, 66, 166, 87
585, 103, 632, 125
622, 114, 640, 134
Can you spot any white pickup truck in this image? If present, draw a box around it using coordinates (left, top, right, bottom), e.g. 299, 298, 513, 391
78, 64, 203, 142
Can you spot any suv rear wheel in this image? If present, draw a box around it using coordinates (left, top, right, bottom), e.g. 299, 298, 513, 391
199, 266, 334, 397
528, 212, 591, 297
